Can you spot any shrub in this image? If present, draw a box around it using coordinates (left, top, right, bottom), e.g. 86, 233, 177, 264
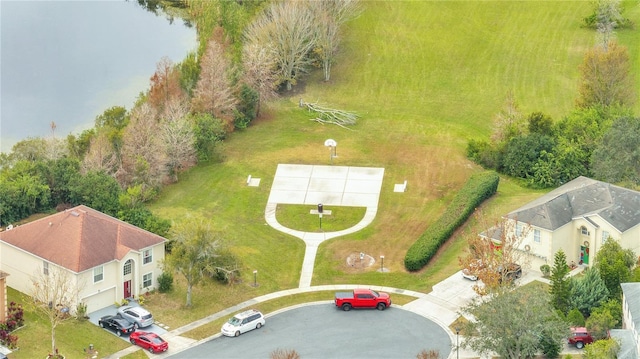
0, 302, 23, 349
404, 171, 499, 271
234, 84, 259, 129
567, 308, 586, 327
158, 271, 174, 293
76, 302, 88, 322
539, 331, 562, 359
270, 348, 300, 359
540, 264, 551, 278
6, 302, 23, 329
416, 349, 440, 359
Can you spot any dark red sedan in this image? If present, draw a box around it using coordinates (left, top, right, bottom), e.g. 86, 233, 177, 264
129, 331, 169, 353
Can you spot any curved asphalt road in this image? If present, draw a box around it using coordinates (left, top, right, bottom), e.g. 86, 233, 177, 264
167, 302, 452, 359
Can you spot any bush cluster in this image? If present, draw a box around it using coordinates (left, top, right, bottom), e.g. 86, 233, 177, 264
0, 302, 24, 349
404, 171, 499, 271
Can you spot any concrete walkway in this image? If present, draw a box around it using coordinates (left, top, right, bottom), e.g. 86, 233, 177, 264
265, 164, 385, 288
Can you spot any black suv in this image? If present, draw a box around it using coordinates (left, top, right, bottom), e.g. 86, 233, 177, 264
497, 263, 522, 283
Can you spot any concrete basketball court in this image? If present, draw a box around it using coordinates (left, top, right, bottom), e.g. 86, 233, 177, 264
267, 164, 385, 207
264, 164, 385, 288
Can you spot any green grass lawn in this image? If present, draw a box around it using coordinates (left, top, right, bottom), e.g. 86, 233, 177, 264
10, 2, 640, 358
276, 205, 366, 232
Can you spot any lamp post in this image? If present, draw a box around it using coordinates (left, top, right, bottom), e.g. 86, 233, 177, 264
253, 270, 258, 287
380, 255, 384, 272
455, 326, 460, 359
318, 203, 323, 230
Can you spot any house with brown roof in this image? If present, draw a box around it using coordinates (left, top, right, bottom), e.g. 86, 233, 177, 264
490, 176, 640, 266
0, 205, 166, 313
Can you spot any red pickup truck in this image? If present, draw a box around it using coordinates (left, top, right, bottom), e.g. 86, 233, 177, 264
334, 289, 391, 311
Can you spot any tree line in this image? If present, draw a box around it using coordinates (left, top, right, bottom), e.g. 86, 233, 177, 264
0, 0, 360, 228
467, 0, 637, 189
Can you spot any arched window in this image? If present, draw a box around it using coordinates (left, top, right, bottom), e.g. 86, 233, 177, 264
123, 259, 132, 276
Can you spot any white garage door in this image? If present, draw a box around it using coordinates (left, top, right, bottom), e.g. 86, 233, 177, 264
84, 287, 116, 313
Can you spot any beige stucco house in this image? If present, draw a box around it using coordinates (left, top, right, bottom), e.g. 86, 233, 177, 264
491, 176, 640, 266
0, 205, 166, 313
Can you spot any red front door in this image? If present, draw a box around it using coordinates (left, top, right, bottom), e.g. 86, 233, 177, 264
124, 280, 131, 298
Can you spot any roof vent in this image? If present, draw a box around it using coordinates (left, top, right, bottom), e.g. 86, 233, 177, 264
6, 224, 13, 231
70, 211, 80, 217
49, 222, 52, 226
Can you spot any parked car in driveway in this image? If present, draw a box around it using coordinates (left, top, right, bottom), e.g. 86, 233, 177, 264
568, 327, 594, 349
117, 305, 154, 329
130, 331, 169, 353
497, 263, 522, 283
221, 309, 265, 337
461, 268, 478, 281
98, 314, 135, 336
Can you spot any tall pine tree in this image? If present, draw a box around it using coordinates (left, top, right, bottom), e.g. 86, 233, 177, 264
550, 250, 571, 314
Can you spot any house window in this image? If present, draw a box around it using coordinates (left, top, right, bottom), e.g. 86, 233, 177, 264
123, 260, 132, 276
516, 223, 523, 237
581, 226, 589, 236
602, 231, 610, 243
93, 266, 104, 283
534, 229, 540, 243
143, 273, 152, 288
43, 261, 49, 276
143, 249, 152, 265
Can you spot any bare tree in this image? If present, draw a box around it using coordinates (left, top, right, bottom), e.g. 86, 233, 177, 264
459, 213, 531, 295
241, 42, 279, 116
119, 103, 168, 189
160, 112, 196, 183
490, 90, 525, 144
191, 39, 237, 123
163, 96, 191, 123
30, 265, 83, 356
46, 121, 67, 160
81, 132, 118, 175
245, 1, 317, 91
594, 0, 623, 50
309, 0, 360, 82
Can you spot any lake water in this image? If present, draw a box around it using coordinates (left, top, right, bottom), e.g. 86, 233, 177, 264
0, 0, 197, 153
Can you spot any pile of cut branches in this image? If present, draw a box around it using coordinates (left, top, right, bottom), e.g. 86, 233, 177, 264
300, 99, 358, 129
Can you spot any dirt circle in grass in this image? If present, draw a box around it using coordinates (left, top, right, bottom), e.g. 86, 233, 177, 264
346, 252, 376, 270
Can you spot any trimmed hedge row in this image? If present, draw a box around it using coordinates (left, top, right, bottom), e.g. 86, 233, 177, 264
404, 171, 500, 271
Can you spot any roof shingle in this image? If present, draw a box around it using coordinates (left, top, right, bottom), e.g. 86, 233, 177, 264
508, 176, 640, 232
0, 205, 165, 272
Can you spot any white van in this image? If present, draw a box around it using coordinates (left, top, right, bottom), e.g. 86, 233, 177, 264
221, 309, 265, 337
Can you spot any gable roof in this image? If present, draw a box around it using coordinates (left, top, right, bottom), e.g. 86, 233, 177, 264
0, 205, 165, 273
507, 176, 640, 232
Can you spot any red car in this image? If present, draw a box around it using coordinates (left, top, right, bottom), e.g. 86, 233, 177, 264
129, 331, 169, 353
568, 327, 594, 349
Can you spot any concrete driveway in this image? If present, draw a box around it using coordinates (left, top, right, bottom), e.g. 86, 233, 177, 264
88, 302, 168, 341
